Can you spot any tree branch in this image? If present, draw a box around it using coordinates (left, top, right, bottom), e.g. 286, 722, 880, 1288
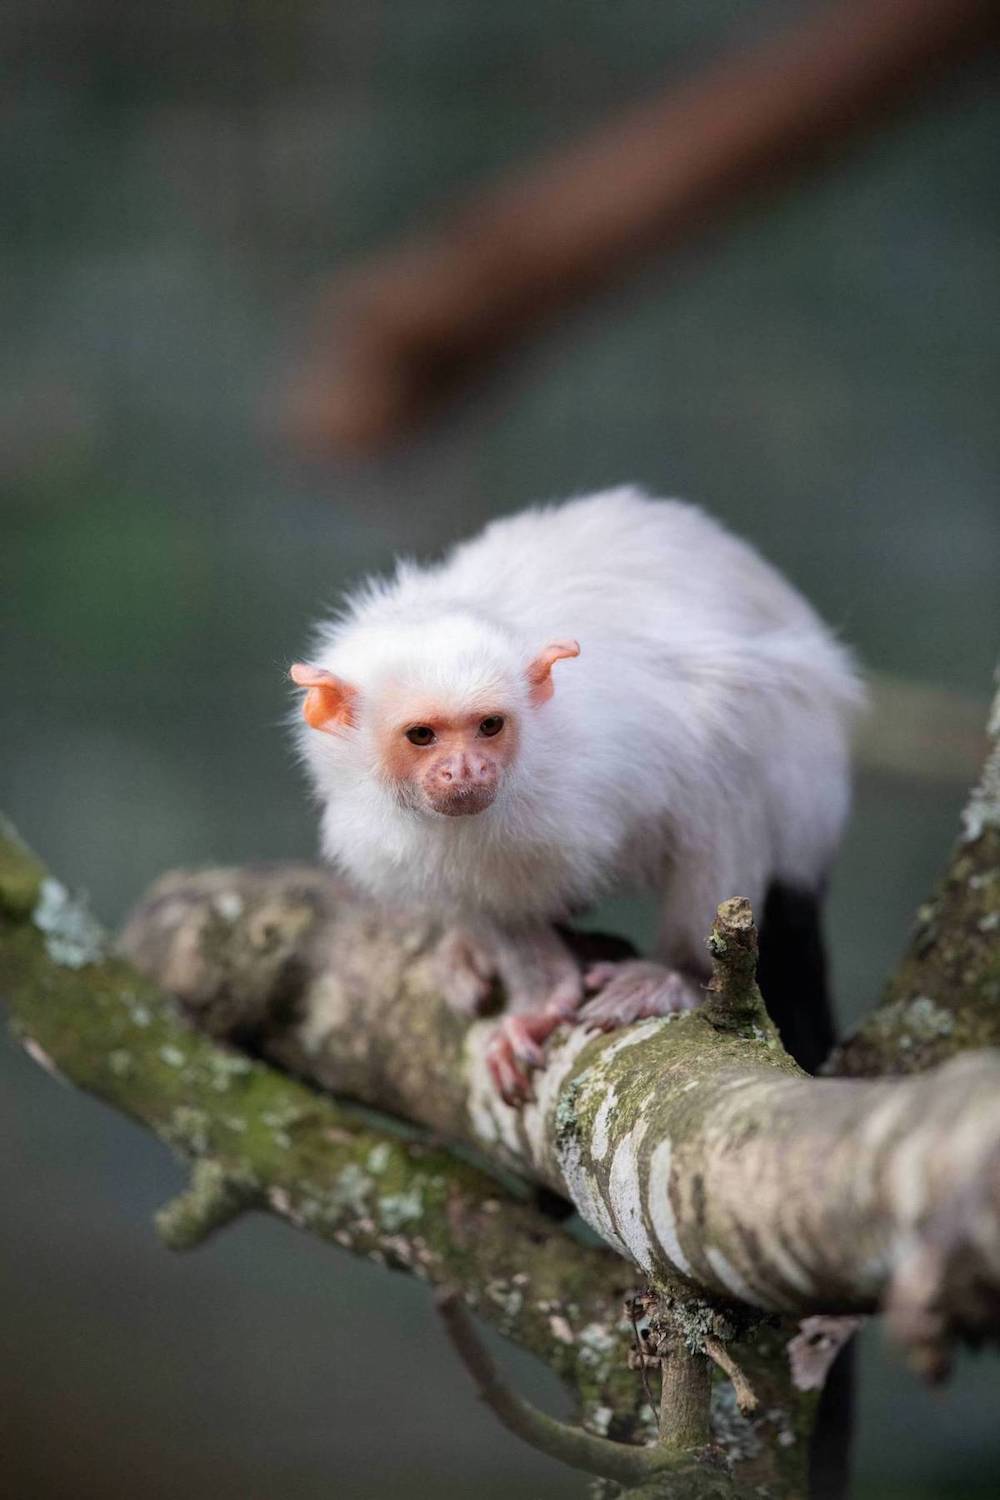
834, 673, 1000, 1077
0, 833, 640, 1434
111, 860, 1000, 1359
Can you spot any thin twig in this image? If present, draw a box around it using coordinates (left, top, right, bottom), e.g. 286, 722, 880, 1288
434, 1289, 664, 1484
703, 1336, 759, 1417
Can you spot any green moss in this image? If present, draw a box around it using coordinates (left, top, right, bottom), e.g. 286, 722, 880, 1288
0, 820, 46, 918
834, 823, 1000, 1077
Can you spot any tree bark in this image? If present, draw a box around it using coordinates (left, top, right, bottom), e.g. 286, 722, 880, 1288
113, 864, 1000, 1341
833, 677, 1000, 1078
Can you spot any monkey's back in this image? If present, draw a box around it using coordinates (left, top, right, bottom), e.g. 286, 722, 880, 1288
435, 486, 823, 650
432, 486, 862, 907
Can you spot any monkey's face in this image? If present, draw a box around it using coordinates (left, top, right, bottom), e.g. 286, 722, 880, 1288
376, 706, 519, 817
290, 637, 579, 819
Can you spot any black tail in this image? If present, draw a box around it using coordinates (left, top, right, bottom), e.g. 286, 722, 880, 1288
756, 880, 836, 1075
757, 880, 853, 1500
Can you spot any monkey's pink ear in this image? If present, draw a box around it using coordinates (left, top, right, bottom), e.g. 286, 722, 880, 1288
290, 662, 357, 732
525, 640, 580, 705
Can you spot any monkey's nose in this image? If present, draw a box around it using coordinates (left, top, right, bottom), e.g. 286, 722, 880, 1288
435, 756, 493, 786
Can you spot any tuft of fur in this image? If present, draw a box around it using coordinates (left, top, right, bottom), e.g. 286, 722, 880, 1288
294, 487, 863, 969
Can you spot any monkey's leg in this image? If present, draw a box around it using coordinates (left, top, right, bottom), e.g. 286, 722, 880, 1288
435, 921, 583, 1022
577, 960, 702, 1030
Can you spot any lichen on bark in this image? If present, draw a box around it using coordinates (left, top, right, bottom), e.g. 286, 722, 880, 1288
834, 678, 1000, 1078
0, 829, 640, 1437
116, 856, 1000, 1350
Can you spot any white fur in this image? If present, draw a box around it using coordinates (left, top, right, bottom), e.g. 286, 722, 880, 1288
294, 488, 862, 963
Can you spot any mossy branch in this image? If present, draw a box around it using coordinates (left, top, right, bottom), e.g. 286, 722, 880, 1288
0, 833, 640, 1437
155, 1159, 261, 1251
833, 673, 1000, 1078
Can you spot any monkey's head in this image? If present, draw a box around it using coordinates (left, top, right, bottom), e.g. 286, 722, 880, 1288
291, 620, 579, 820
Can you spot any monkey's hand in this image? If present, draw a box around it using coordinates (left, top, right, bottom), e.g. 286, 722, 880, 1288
435, 922, 584, 1104
485, 996, 582, 1106
578, 961, 702, 1031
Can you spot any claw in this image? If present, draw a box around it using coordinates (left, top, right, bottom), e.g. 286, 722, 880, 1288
486, 1025, 534, 1105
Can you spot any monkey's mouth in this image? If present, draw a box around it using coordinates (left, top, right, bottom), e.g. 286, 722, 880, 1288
424, 785, 497, 818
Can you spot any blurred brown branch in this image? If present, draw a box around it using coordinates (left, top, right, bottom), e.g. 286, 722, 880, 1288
289, 0, 998, 453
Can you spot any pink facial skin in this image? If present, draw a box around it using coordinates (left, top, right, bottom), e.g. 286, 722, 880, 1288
375, 708, 517, 817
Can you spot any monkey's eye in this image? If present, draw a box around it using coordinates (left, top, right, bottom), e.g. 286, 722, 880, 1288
405, 725, 436, 746
479, 715, 505, 737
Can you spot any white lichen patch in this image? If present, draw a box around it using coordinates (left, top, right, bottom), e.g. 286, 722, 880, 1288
298, 972, 353, 1055
33, 878, 105, 968
328, 1163, 372, 1218
378, 1188, 424, 1231
597, 1017, 668, 1063
521, 1024, 592, 1169
591, 1084, 618, 1163
607, 1120, 654, 1271
159, 1045, 187, 1068
576, 1321, 617, 1377
903, 995, 954, 1040
961, 749, 1000, 841
705, 1247, 765, 1307
212, 890, 244, 922
486, 1280, 524, 1319
206, 1051, 253, 1091
366, 1142, 392, 1174
647, 1139, 695, 1277
558, 1127, 627, 1256
163, 1105, 211, 1154
108, 1049, 133, 1078
587, 1405, 613, 1436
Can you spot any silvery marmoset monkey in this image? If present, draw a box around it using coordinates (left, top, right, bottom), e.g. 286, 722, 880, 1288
291, 487, 862, 1102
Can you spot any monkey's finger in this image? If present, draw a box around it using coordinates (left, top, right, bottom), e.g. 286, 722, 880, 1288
486, 1039, 533, 1106
583, 962, 619, 993
578, 981, 652, 1030
503, 1018, 546, 1069
545, 976, 585, 1019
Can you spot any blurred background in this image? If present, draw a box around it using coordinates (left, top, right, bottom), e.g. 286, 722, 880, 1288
2, 3, 998, 1497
